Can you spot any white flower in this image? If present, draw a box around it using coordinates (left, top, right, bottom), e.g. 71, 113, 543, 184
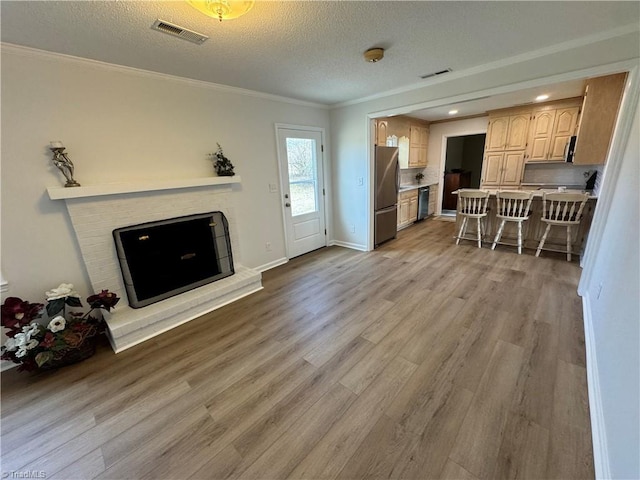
22, 323, 40, 338
4, 337, 18, 352
47, 316, 66, 333
45, 283, 80, 301
15, 347, 27, 358
13, 332, 27, 348
25, 339, 39, 350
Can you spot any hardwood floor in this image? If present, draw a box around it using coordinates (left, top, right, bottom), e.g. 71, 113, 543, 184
0, 218, 593, 479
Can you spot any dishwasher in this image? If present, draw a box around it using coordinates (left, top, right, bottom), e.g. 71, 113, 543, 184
417, 186, 430, 221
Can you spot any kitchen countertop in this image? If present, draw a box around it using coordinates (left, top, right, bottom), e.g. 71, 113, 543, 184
453, 188, 597, 199
398, 183, 436, 192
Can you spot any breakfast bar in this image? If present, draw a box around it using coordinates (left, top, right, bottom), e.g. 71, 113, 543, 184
453, 189, 597, 255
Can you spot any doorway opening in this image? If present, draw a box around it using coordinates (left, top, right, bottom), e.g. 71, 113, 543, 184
442, 133, 486, 216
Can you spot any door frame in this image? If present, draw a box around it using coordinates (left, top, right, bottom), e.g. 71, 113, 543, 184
274, 123, 329, 259
438, 129, 487, 215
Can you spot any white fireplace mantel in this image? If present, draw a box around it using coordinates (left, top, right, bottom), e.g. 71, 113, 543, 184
47, 176, 241, 200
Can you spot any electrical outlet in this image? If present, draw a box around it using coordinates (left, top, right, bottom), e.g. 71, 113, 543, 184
350, 224, 355, 233
269, 183, 278, 193
265, 242, 272, 252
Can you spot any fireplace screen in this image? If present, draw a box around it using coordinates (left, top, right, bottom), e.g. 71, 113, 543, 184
113, 211, 234, 308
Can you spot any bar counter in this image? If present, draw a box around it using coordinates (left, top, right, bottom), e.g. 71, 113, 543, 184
453, 189, 597, 255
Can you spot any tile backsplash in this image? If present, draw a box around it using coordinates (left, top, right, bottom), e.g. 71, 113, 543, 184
522, 163, 602, 189
400, 166, 439, 186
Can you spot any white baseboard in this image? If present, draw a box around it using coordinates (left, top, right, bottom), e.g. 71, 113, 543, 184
582, 292, 612, 480
329, 240, 368, 251
254, 257, 288, 272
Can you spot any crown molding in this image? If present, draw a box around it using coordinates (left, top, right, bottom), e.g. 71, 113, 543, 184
0, 42, 329, 110
334, 23, 640, 109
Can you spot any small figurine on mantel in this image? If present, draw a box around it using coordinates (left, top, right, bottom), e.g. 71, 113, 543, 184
49, 141, 81, 187
210, 143, 235, 177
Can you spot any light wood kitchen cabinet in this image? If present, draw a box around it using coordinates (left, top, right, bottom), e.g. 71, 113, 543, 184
375, 117, 429, 168
428, 184, 438, 215
375, 120, 388, 146
501, 152, 526, 185
526, 104, 580, 162
481, 152, 524, 187
409, 124, 429, 167
397, 189, 418, 229
526, 110, 555, 162
573, 72, 627, 165
409, 194, 418, 220
485, 113, 530, 152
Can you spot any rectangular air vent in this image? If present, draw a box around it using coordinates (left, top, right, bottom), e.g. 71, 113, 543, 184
151, 20, 208, 45
420, 68, 452, 80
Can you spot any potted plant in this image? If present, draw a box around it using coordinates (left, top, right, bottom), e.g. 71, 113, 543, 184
210, 143, 235, 177
415, 172, 424, 184
1, 283, 119, 371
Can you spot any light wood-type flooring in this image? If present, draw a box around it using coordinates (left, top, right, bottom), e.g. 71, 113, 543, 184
0, 218, 593, 479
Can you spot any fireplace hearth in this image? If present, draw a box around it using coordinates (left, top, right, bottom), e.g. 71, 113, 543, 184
113, 212, 234, 308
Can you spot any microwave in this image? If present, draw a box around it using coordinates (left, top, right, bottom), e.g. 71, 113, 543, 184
564, 135, 577, 163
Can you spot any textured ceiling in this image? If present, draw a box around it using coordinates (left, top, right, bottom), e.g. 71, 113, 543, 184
1, 1, 639, 105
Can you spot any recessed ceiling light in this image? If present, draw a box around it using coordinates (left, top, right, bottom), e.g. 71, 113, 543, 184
448, 110, 458, 115
536, 94, 549, 101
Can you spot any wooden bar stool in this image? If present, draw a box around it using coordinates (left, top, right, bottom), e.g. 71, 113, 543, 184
455, 189, 490, 248
536, 192, 590, 261
491, 190, 534, 254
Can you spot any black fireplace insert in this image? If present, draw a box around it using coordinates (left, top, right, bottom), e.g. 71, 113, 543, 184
113, 211, 234, 308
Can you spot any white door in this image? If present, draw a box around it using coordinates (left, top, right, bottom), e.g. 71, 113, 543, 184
276, 127, 326, 259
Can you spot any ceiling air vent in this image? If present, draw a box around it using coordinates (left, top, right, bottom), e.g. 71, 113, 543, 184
420, 68, 452, 80
151, 20, 208, 45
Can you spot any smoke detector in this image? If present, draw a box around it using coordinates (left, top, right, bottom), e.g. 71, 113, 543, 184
364, 48, 384, 63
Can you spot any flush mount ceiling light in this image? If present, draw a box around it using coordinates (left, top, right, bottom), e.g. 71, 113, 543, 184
187, 0, 255, 22
535, 94, 550, 101
364, 48, 385, 63
448, 110, 459, 115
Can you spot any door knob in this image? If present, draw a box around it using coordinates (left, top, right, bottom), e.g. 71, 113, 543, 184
285, 203, 291, 207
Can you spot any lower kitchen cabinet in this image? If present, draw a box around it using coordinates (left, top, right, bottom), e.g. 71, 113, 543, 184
397, 189, 419, 229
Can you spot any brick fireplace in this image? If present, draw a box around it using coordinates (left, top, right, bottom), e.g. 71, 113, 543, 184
48, 178, 262, 352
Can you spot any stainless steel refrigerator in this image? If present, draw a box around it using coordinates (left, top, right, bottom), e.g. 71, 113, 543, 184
374, 146, 399, 247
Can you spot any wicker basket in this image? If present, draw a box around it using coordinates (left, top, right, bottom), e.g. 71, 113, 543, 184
38, 325, 98, 370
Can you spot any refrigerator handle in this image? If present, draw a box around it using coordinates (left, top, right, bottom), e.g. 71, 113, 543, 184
395, 160, 400, 194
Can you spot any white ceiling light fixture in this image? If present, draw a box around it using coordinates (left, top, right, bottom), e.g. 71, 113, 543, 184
535, 94, 550, 101
364, 48, 384, 63
187, 1, 255, 22
448, 109, 459, 115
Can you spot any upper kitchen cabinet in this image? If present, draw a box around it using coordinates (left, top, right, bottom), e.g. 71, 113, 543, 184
481, 109, 530, 188
375, 120, 388, 146
481, 151, 525, 187
375, 116, 429, 168
525, 98, 582, 162
409, 124, 429, 168
573, 72, 627, 165
485, 113, 530, 152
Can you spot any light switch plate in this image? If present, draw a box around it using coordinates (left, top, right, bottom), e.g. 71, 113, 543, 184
269, 183, 278, 193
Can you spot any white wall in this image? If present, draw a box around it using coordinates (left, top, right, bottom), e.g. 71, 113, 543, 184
0, 45, 330, 304
582, 100, 639, 479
